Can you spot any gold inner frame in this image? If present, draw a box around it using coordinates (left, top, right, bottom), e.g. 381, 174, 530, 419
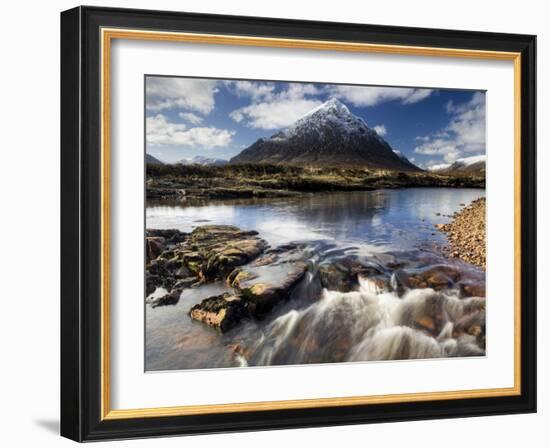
100, 28, 522, 420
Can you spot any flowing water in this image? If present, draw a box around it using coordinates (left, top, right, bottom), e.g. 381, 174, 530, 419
145, 188, 485, 371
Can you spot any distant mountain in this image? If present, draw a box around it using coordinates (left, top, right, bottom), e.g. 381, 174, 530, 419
429, 155, 486, 176
146, 153, 164, 165
175, 155, 228, 167
230, 98, 421, 171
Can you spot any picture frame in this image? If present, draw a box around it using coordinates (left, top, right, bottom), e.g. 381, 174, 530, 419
60, 5, 536, 442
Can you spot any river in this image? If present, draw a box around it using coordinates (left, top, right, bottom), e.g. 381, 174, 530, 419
145, 188, 486, 371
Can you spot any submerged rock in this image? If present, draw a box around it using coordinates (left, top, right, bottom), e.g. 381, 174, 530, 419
391, 265, 462, 293
318, 258, 387, 293
189, 246, 309, 330
147, 288, 182, 308
458, 280, 486, 298
189, 293, 251, 332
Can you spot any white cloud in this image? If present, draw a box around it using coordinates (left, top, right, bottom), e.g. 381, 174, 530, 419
414, 92, 485, 163
402, 89, 433, 104
229, 83, 322, 129
328, 85, 433, 107
146, 114, 234, 148
225, 80, 276, 100
179, 112, 203, 125
146, 77, 218, 113
373, 124, 387, 136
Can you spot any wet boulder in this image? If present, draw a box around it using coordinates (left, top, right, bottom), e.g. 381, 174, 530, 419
146, 236, 165, 262
318, 258, 386, 293
145, 225, 268, 301
458, 280, 486, 298
397, 290, 448, 338
147, 288, 182, 308
189, 293, 251, 332
318, 263, 355, 292
399, 265, 462, 291
146, 256, 195, 294
189, 225, 268, 281
229, 247, 310, 316
239, 261, 308, 316
452, 310, 486, 349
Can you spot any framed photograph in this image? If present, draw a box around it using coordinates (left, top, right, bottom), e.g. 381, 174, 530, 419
60, 6, 536, 441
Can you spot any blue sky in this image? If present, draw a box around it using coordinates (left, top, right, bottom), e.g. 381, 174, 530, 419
145, 76, 485, 169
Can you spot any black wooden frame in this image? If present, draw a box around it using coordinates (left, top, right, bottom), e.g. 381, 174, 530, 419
61, 5, 537, 442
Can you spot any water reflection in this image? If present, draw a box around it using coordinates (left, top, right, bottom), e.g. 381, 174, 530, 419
146, 188, 485, 250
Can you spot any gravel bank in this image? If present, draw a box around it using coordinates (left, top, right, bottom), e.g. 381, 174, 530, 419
436, 198, 486, 269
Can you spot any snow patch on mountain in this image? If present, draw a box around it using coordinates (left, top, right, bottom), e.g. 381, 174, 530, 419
281, 98, 380, 141
457, 154, 486, 166
428, 155, 486, 172
175, 155, 228, 166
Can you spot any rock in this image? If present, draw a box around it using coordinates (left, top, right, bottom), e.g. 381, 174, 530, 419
146, 256, 194, 295
240, 261, 308, 316
172, 276, 198, 290
227, 269, 258, 289
147, 287, 182, 308
318, 263, 355, 292
403, 265, 461, 291
398, 291, 447, 337
318, 258, 385, 292
189, 293, 251, 332
459, 281, 486, 298
453, 310, 486, 345
190, 225, 268, 280
146, 236, 165, 262
145, 225, 268, 301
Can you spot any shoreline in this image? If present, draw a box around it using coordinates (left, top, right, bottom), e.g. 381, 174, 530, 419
146, 164, 485, 201
436, 198, 486, 269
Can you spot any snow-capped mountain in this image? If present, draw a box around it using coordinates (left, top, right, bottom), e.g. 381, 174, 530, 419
175, 155, 228, 166
230, 98, 420, 171
146, 153, 164, 165
429, 155, 485, 176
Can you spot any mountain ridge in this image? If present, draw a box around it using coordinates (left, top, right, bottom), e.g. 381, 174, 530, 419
146, 153, 164, 165
429, 155, 485, 176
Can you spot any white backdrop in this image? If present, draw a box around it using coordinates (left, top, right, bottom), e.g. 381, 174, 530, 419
0, 0, 546, 447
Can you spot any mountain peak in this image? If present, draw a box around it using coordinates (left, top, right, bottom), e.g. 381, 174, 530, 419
281, 97, 369, 140
230, 99, 420, 171
307, 97, 350, 117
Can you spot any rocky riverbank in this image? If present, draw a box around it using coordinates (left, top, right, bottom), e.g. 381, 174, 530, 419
146, 164, 485, 201
436, 198, 486, 269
